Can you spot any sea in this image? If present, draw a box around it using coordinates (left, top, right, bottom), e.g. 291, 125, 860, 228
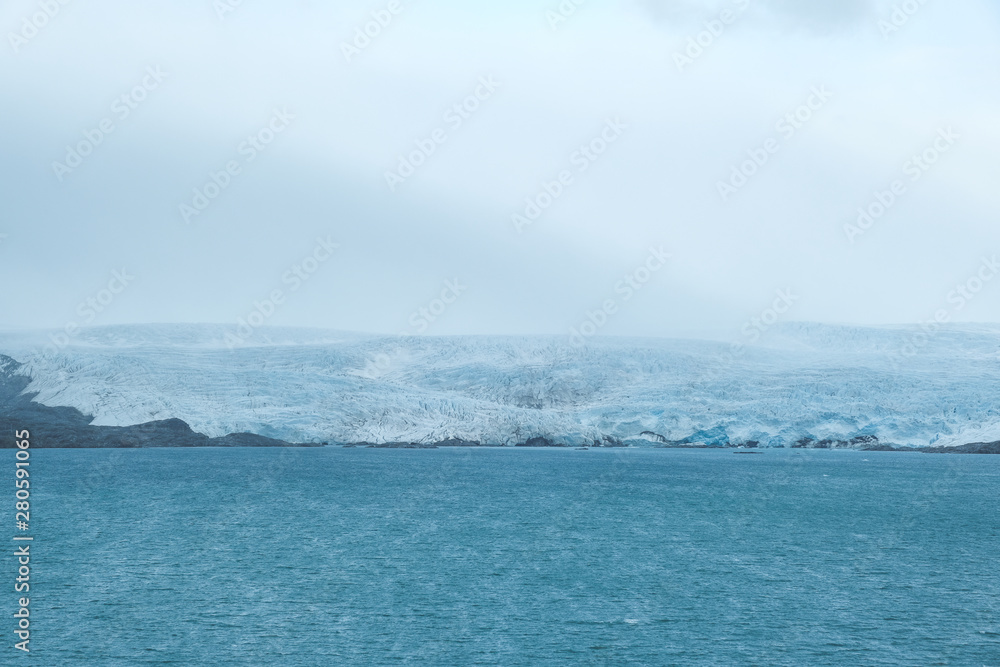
16, 447, 1000, 665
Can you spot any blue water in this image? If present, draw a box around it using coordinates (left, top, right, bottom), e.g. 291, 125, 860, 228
15, 448, 1000, 665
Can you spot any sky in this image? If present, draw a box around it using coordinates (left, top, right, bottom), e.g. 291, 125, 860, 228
1, 0, 999, 339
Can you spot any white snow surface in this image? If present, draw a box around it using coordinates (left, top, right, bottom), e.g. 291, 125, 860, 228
1, 323, 999, 447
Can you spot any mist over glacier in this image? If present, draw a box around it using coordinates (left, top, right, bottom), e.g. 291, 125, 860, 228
1, 322, 998, 448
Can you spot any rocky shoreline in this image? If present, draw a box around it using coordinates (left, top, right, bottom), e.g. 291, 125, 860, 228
339, 439, 1000, 454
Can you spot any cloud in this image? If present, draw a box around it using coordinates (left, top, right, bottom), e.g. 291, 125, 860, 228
636, 0, 877, 32
1, 0, 999, 335
759, 0, 876, 31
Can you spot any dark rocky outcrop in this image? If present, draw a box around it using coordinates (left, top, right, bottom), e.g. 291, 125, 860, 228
515, 436, 564, 447
358, 442, 439, 449
600, 435, 626, 447
0, 355, 311, 448
857, 443, 900, 452
921, 441, 1000, 454
435, 437, 483, 447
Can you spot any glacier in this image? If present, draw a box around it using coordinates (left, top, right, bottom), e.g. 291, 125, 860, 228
1, 322, 998, 448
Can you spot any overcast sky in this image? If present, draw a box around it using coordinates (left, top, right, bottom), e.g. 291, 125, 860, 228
1, 0, 998, 338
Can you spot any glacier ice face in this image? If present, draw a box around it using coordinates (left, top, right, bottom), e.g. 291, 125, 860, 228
1, 322, 999, 447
